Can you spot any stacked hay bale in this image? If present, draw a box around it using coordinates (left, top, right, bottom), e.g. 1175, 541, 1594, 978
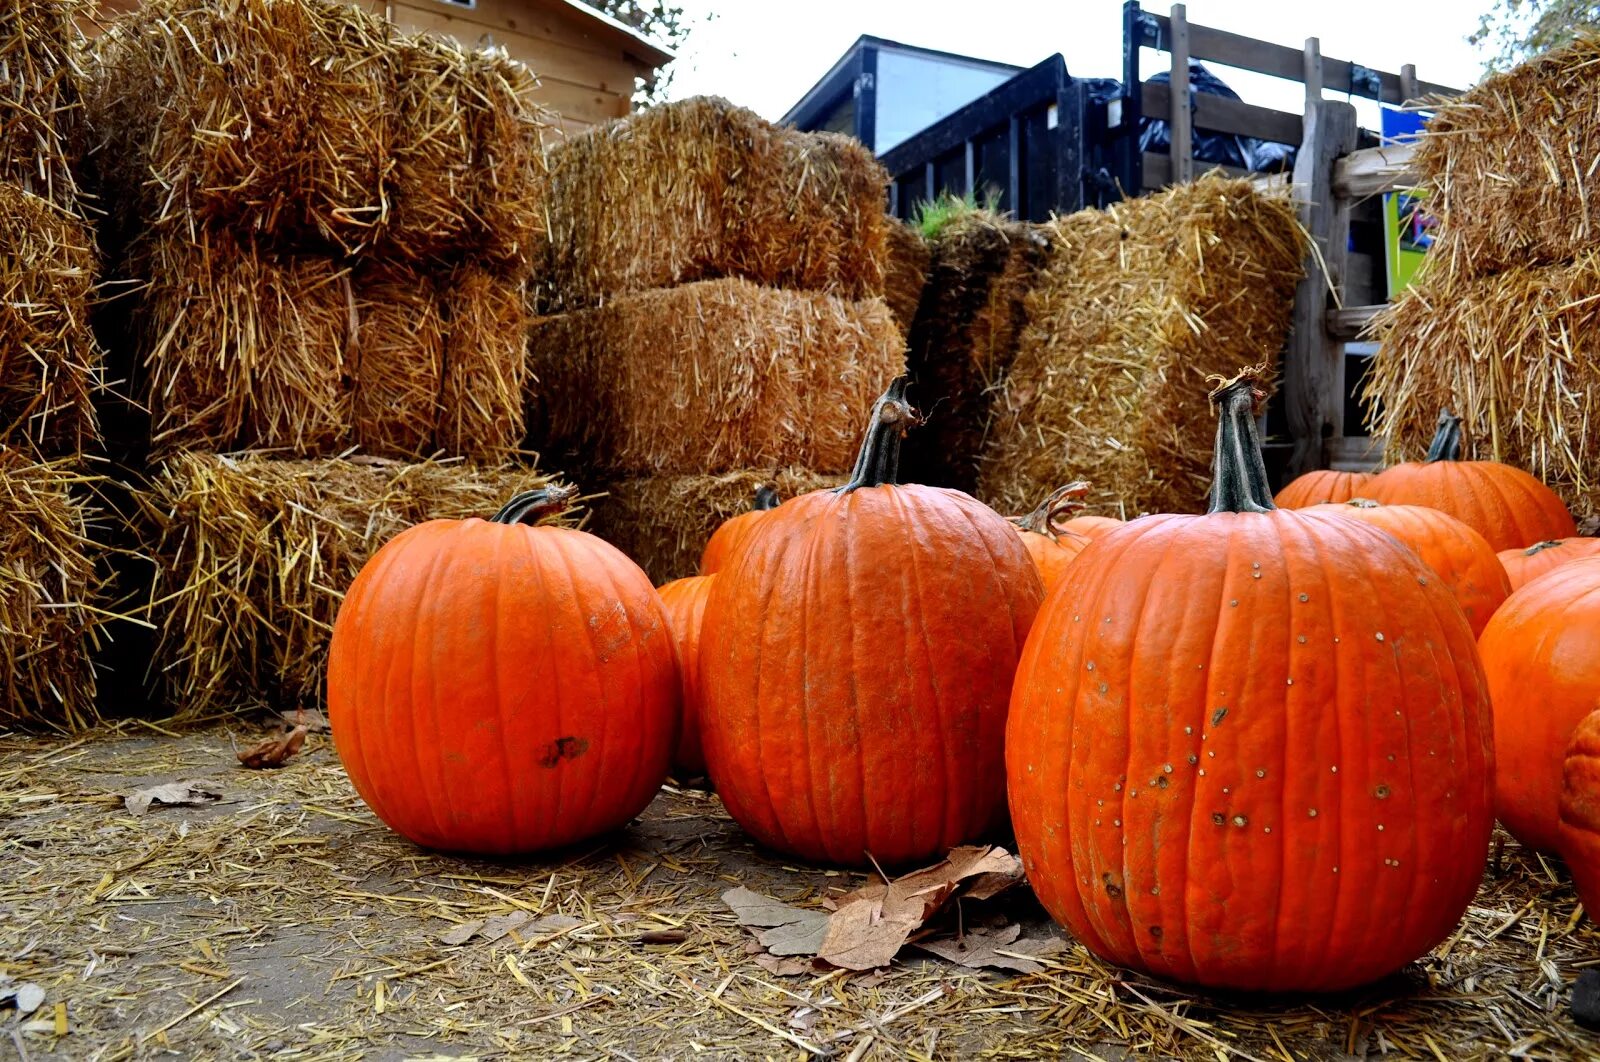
529, 97, 905, 582
82, 0, 568, 717
979, 176, 1305, 517
883, 220, 930, 337
1365, 37, 1600, 524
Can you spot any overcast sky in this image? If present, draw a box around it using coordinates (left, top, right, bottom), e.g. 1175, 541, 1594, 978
659, 1, 1496, 129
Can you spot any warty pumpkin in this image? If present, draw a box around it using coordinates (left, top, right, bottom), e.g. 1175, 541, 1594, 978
1498, 537, 1600, 591
327, 485, 679, 855
656, 574, 713, 776
1273, 468, 1375, 509
1561, 710, 1600, 919
699, 379, 1043, 868
1010, 482, 1095, 595
1305, 498, 1511, 636
1366, 411, 1577, 551
699, 486, 779, 575
1477, 556, 1600, 853
1006, 368, 1494, 993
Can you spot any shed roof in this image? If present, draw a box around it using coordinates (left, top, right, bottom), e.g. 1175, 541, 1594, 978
549, 0, 674, 70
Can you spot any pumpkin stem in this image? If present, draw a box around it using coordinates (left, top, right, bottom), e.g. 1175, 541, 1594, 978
1342, 497, 1381, 509
752, 485, 780, 511
1206, 365, 1276, 515
1424, 410, 1464, 463
1012, 481, 1091, 538
838, 377, 920, 493
490, 483, 578, 526
1523, 539, 1564, 556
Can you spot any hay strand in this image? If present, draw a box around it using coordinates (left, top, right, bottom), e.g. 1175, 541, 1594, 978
438, 266, 529, 462
882, 218, 928, 336
0, 0, 84, 209
350, 264, 442, 459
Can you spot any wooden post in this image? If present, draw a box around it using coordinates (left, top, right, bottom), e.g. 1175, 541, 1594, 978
1284, 99, 1360, 479
1170, 4, 1193, 184
1303, 37, 1323, 105
1400, 63, 1419, 105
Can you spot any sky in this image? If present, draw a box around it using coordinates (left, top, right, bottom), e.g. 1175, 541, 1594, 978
658, 0, 1496, 131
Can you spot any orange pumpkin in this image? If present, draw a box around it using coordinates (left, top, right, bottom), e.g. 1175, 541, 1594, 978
1498, 538, 1600, 591
1305, 499, 1510, 636
701, 380, 1043, 867
1010, 482, 1094, 594
699, 486, 779, 575
1058, 514, 1125, 539
1562, 710, 1600, 919
657, 575, 713, 775
1366, 411, 1576, 551
327, 486, 679, 855
1273, 469, 1374, 509
1478, 556, 1600, 853
1007, 369, 1493, 993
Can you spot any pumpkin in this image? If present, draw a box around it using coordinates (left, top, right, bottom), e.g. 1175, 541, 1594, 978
1305, 499, 1510, 636
1010, 482, 1094, 594
700, 379, 1043, 868
657, 575, 713, 775
1006, 369, 1494, 993
1498, 538, 1600, 591
1477, 556, 1600, 853
699, 486, 779, 575
1273, 469, 1375, 509
327, 486, 679, 855
1366, 411, 1577, 551
1562, 710, 1600, 918
1058, 514, 1125, 539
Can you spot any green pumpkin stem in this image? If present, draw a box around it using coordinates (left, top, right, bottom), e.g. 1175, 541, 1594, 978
839, 377, 919, 493
1424, 410, 1464, 463
752, 485, 780, 511
1012, 481, 1091, 538
1207, 366, 1276, 515
490, 483, 578, 526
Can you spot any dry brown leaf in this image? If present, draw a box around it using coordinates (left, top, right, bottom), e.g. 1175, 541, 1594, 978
816, 897, 920, 971
754, 953, 817, 977
124, 781, 224, 816
236, 724, 308, 769
279, 708, 330, 733
915, 925, 1066, 974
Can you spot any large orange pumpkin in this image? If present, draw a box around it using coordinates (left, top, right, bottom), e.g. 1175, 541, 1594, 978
1562, 710, 1600, 919
1273, 468, 1374, 509
1477, 556, 1600, 853
327, 486, 679, 855
1305, 499, 1510, 636
1058, 514, 1125, 539
699, 486, 779, 575
657, 575, 713, 776
1498, 538, 1600, 591
1007, 369, 1494, 993
700, 379, 1043, 868
1366, 411, 1576, 551
1010, 482, 1094, 594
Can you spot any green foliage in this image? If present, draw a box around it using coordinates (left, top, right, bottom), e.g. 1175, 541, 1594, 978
912, 188, 1004, 241
1471, 0, 1600, 71
577, 1, 702, 106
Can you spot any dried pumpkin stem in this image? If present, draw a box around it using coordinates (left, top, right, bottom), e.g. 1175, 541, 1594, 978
839, 377, 919, 493
1206, 367, 1276, 515
490, 483, 578, 526
1011, 481, 1090, 538
1425, 410, 1464, 463
752, 485, 779, 511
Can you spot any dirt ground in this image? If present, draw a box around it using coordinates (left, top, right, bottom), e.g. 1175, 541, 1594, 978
1, 721, 1597, 1061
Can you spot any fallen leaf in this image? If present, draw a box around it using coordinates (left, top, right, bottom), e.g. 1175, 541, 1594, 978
816, 896, 919, 971
722, 887, 831, 956
438, 912, 583, 946
124, 781, 224, 816
722, 887, 816, 927
236, 724, 308, 769
438, 920, 486, 947
479, 911, 536, 942
916, 927, 1066, 974
281, 708, 330, 733
754, 953, 817, 977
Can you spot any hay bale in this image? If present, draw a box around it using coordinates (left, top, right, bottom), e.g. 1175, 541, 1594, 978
898, 210, 1049, 494
882, 218, 929, 336
0, 0, 83, 209
438, 266, 529, 462
1413, 34, 1600, 276
587, 469, 845, 583
0, 449, 107, 732
978, 176, 1305, 517
0, 183, 101, 456
1364, 253, 1600, 525
536, 97, 889, 312
351, 264, 442, 459
526, 278, 905, 475
138, 453, 568, 718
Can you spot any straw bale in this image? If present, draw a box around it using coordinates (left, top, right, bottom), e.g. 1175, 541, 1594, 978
979, 176, 1305, 517
882, 218, 928, 336
350, 263, 442, 459
1364, 252, 1600, 524
587, 469, 845, 583
526, 278, 905, 476
134, 229, 352, 456
0, 183, 101, 456
537, 97, 888, 312
438, 265, 529, 462
1413, 34, 1600, 277
0, 449, 107, 732
899, 211, 1049, 494
138, 452, 567, 718
0, 0, 83, 209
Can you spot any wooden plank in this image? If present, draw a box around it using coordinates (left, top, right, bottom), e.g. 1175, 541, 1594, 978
1142, 82, 1301, 145
391, 0, 656, 69
1327, 304, 1385, 340
1303, 37, 1322, 105
393, 5, 642, 93
1169, 3, 1193, 184
1332, 140, 1419, 198
1283, 99, 1360, 478
527, 75, 629, 124
1400, 63, 1419, 105
1328, 434, 1384, 472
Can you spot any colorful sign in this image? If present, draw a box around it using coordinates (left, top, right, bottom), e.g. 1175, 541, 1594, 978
1380, 107, 1434, 298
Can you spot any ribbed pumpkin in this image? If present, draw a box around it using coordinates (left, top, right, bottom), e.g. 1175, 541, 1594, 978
1010, 483, 1094, 594
1058, 514, 1125, 539
1498, 538, 1600, 591
1273, 468, 1374, 509
1007, 370, 1494, 993
699, 486, 779, 575
1366, 411, 1576, 551
657, 575, 713, 775
700, 380, 1043, 868
1305, 499, 1511, 636
327, 486, 679, 855
1561, 710, 1600, 917
1477, 556, 1600, 853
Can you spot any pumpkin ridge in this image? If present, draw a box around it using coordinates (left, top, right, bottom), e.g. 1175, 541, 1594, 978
485, 528, 518, 846
749, 509, 803, 858
412, 527, 462, 846
331, 526, 404, 830
894, 487, 954, 851
585, 533, 638, 837
796, 511, 827, 860
527, 528, 568, 839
